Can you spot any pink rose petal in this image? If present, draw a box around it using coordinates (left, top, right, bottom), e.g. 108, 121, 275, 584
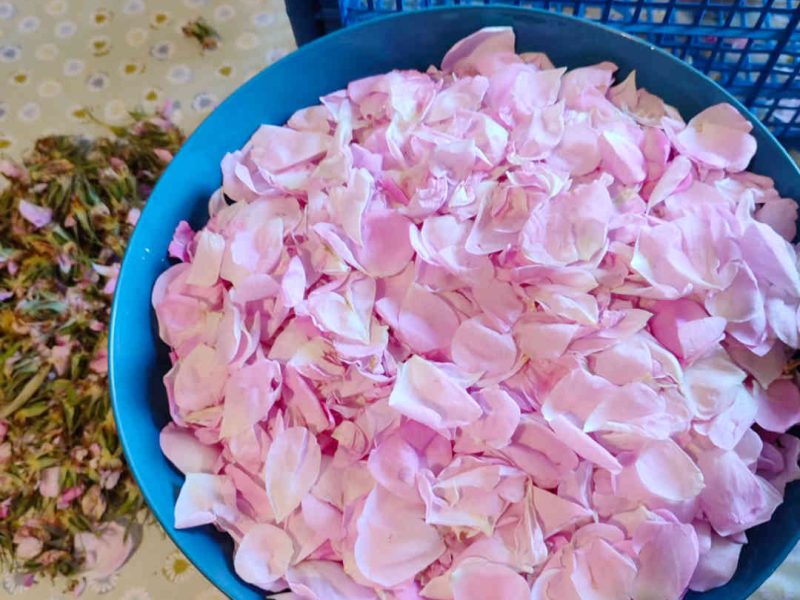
354, 486, 445, 586
18, 199, 52, 228
160, 423, 220, 474
451, 559, 530, 600
389, 356, 482, 432
234, 523, 295, 590
265, 426, 322, 522
174, 473, 236, 529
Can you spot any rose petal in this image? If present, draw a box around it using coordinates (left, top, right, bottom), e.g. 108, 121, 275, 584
354, 486, 445, 586
265, 426, 322, 522
234, 523, 295, 590
389, 356, 482, 432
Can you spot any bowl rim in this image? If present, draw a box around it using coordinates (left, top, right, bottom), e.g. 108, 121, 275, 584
109, 5, 800, 599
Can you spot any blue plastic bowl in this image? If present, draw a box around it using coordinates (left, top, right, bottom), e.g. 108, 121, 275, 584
110, 6, 800, 599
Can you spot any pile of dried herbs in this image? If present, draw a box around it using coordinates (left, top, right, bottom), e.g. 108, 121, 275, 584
0, 110, 184, 588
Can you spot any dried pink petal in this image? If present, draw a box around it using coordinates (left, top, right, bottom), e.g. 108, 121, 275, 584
18, 199, 52, 228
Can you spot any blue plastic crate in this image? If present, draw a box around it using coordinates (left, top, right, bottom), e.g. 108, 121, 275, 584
291, 0, 800, 144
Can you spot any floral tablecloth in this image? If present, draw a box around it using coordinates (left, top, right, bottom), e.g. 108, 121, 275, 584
1, 0, 799, 598
0, 0, 294, 152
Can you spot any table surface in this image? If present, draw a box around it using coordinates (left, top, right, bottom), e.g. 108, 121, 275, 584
0, 1, 798, 598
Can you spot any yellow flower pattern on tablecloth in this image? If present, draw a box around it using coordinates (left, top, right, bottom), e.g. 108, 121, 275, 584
162, 551, 192, 583
0, 0, 295, 156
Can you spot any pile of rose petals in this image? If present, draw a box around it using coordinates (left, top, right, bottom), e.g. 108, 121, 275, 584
153, 27, 800, 600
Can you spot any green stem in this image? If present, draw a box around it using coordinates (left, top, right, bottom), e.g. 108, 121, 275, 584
0, 366, 50, 419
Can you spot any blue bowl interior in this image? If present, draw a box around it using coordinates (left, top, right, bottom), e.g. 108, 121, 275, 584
109, 7, 800, 600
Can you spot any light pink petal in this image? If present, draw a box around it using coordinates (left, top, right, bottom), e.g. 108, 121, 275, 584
705, 262, 765, 347
690, 524, 743, 592
160, 423, 220, 474
549, 121, 601, 176
633, 517, 699, 600
451, 317, 517, 379
635, 439, 704, 502
642, 127, 670, 180
608, 70, 638, 111
18, 199, 52, 228
740, 219, 800, 297
520, 182, 612, 266
186, 230, 225, 287
356, 209, 415, 277
542, 367, 612, 425
74, 522, 138, 581
281, 256, 307, 308
584, 382, 671, 438
285, 494, 343, 563
466, 185, 530, 255
755, 197, 798, 241
698, 448, 783, 536
288, 105, 332, 132
174, 473, 236, 529
288, 338, 346, 381
221, 218, 284, 285
451, 559, 530, 600
764, 434, 800, 494
571, 537, 637, 600
397, 283, 460, 354
650, 299, 726, 364
15, 535, 42, 561
354, 486, 445, 587
599, 130, 645, 185
38, 466, 61, 498
286, 560, 375, 600
331, 167, 373, 245
168, 220, 195, 261
367, 432, 422, 502
647, 155, 693, 208
765, 296, 800, 348
306, 280, 373, 343
221, 357, 282, 438
757, 378, 800, 433
250, 124, 331, 171
389, 356, 482, 432
473, 280, 524, 332
510, 100, 566, 161
264, 426, 322, 522
225, 464, 273, 521
703, 385, 758, 450
515, 320, 579, 361
729, 341, 786, 389
283, 366, 333, 434
418, 459, 520, 533
531, 486, 593, 538
672, 104, 756, 172
684, 348, 747, 419
173, 344, 227, 412
426, 75, 489, 122
441, 27, 516, 76
456, 385, 521, 452
560, 62, 617, 109
234, 523, 295, 590
548, 415, 622, 474
590, 335, 652, 385
486, 63, 564, 119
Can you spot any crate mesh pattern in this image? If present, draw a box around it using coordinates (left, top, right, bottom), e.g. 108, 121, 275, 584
318, 0, 800, 143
